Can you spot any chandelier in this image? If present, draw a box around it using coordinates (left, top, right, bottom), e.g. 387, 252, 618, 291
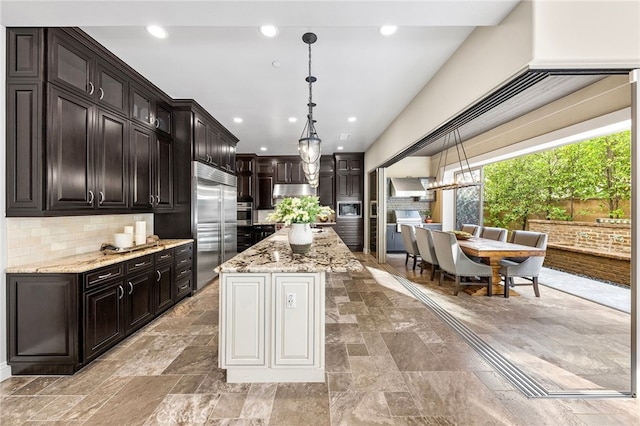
428, 128, 481, 191
298, 32, 321, 188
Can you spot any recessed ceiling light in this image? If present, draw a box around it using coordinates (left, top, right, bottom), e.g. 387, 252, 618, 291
347, 117, 357, 123
260, 147, 267, 151
146, 25, 168, 39
379, 25, 397, 36
272, 61, 281, 68
288, 117, 298, 123
337, 146, 344, 151
233, 117, 243, 123
259, 25, 279, 38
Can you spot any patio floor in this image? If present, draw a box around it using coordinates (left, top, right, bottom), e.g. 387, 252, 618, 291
383, 253, 632, 394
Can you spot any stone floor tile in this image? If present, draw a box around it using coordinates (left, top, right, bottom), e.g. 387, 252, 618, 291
208, 392, 248, 419
269, 383, 329, 426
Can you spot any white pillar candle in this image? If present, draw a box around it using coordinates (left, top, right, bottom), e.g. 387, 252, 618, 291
135, 234, 147, 246
124, 226, 134, 235
135, 221, 146, 236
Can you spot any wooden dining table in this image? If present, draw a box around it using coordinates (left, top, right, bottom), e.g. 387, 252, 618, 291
457, 237, 546, 296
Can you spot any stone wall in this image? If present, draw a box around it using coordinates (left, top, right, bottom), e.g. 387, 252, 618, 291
527, 220, 630, 287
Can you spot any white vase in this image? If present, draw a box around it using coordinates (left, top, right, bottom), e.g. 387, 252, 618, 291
288, 223, 313, 254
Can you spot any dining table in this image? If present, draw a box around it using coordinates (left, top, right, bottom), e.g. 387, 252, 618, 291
457, 237, 546, 296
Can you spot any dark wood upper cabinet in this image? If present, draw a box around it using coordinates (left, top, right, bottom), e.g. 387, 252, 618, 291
95, 109, 129, 209
155, 102, 172, 135
95, 59, 128, 116
47, 85, 94, 211
130, 125, 154, 210
275, 157, 305, 184
130, 84, 154, 127
48, 30, 94, 98
318, 155, 335, 208
155, 136, 174, 210
256, 158, 275, 209
335, 153, 364, 200
8, 28, 43, 79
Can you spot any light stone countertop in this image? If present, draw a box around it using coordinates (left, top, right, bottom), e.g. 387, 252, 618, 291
216, 227, 363, 274
6, 239, 193, 274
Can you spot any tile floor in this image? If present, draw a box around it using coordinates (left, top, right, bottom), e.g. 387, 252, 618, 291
0, 253, 638, 425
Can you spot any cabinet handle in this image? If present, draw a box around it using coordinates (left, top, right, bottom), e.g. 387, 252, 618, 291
179, 258, 189, 264
179, 283, 189, 290
88, 190, 94, 205
160, 254, 171, 259
88, 82, 94, 95
156, 195, 161, 204
98, 87, 104, 100
128, 282, 133, 295
99, 191, 105, 205
156, 270, 161, 282
118, 285, 124, 299
150, 195, 155, 205
178, 269, 190, 276
97, 272, 112, 279
155, 118, 159, 128
134, 261, 146, 267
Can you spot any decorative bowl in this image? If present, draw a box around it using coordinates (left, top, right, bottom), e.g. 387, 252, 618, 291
450, 231, 473, 240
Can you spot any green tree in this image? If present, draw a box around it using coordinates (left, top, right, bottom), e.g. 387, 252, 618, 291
588, 131, 631, 217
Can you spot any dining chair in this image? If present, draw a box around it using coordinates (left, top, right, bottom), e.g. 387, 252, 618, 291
431, 230, 493, 296
415, 227, 439, 281
480, 226, 508, 242
400, 224, 420, 270
460, 224, 481, 236
499, 230, 548, 298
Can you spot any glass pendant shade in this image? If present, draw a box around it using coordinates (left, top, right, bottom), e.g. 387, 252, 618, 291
298, 132, 321, 164
302, 158, 320, 175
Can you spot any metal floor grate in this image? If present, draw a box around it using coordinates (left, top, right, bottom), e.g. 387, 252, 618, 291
376, 264, 632, 399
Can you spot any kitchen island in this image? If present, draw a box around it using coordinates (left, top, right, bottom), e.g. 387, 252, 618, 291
216, 227, 362, 383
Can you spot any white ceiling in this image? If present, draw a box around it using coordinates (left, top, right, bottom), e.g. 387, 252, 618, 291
0, 0, 521, 155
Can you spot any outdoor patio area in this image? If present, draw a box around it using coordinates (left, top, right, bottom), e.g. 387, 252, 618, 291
383, 253, 632, 395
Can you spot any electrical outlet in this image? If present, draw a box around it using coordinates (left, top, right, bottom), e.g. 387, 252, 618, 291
286, 293, 296, 309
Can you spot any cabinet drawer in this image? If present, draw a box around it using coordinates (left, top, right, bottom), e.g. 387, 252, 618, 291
175, 254, 193, 269
176, 275, 192, 300
85, 264, 124, 289
125, 255, 153, 275
175, 264, 193, 281
175, 243, 193, 258
154, 249, 173, 264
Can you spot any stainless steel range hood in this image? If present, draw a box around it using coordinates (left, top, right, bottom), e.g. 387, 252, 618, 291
273, 183, 316, 198
389, 178, 429, 198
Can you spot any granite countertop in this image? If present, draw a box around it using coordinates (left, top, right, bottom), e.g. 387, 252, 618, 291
216, 227, 362, 273
252, 222, 336, 226
6, 239, 193, 274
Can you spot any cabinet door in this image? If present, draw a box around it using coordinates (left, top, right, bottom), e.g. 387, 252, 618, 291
208, 127, 220, 167
220, 273, 268, 366
85, 280, 125, 361
237, 174, 253, 201
194, 115, 209, 163
95, 109, 129, 209
125, 271, 154, 334
336, 173, 349, 199
318, 173, 334, 207
48, 30, 94, 98
155, 262, 174, 314
95, 60, 128, 116
130, 85, 154, 127
349, 172, 363, 198
227, 141, 236, 173
236, 156, 254, 173
155, 136, 173, 210
272, 273, 322, 367
155, 102, 172, 135
256, 175, 274, 209
275, 161, 290, 183
290, 161, 305, 184
130, 125, 154, 210
47, 85, 94, 210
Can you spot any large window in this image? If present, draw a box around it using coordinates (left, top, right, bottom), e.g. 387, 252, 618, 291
454, 168, 482, 230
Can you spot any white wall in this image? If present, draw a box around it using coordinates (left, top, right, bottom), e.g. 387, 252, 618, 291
385, 156, 431, 178
532, 0, 640, 69
0, 18, 10, 381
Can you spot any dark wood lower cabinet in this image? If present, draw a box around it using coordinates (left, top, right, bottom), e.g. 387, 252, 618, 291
6, 242, 194, 375
84, 280, 125, 362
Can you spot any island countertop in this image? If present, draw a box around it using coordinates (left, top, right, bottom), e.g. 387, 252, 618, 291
5, 239, 193, 274
216, 227, 363, 273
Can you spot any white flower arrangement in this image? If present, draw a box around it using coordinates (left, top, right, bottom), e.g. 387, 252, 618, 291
266, 196, 334, 226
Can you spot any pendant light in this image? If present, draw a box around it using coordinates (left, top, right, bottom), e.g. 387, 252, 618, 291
429, 128, 481, 191
298, 32, 321, 166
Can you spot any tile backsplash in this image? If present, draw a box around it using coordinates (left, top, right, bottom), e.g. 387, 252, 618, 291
6, 214, 153, 267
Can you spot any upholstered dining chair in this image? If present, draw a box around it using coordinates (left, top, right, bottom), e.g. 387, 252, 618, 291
431, 230, 493, 296
400, 224, 420, 270
460, 224, 481, 236
499, 230, 548, 298
480, 226, 508, 242
415, 227, 439, 281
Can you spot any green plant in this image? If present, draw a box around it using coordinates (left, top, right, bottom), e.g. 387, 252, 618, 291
421, 210, 431, 218
266, 196, 333, 226
610, 208, 624, 219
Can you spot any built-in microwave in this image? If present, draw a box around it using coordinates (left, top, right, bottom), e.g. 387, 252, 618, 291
237, 201, 253, 225
337, 201, 362, 218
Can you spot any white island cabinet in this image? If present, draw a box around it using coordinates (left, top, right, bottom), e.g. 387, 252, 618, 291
216, 228, 362, 383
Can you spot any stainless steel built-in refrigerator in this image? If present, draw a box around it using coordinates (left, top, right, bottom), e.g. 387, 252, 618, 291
192, 161, 237, 290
